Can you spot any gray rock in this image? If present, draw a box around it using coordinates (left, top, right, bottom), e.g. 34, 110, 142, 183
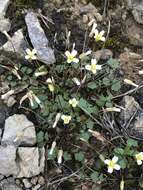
32, 184, 41, 190
93, 49, 113, 61
0, 18, 11, 32
2, 114, 36, 146
2, 29, 27, 55
125, 18, 143, 47
0, 0, 10, 17
17, 147, 45, 178
25, 11, 55, 65
0, 145, 18, 176
0, 174, 4, 181
127, 0, 143, 24
1, 182, 21, 190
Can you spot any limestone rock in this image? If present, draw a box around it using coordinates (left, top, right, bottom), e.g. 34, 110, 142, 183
2, 114, 36, 146
127, 0, 143, 24
25, 11, 55, 65
17, 147, 45, 178
2, 29, 27, 55
0, 0, 10, 17
0, 182, 21, 190
0, 18, 11, 32
0, 145, 18, 176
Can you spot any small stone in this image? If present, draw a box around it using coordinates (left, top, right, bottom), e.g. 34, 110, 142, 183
2, 114, 36, 146
0, 145, 18, 176
2, 29, 27, 55
93, 49, 113, 61
23, 179, 32, 189
38, 176, 45, 185
0, 0, 10, 17
6, 96, 16, 107
25, 11, 55, 65
17, 147, 45, 178
32, 184, 41, 190
0, 174, 4, 181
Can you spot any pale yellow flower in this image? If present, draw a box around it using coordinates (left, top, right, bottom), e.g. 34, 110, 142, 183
105, 107, 121, 112
25, 48, 37, 60
57, 149, 63, 164
135, 152, 143, 165
61, 115, 71, 124
65, 49, 79, 63
94, 29, 105, 42
49, 141, 56, 155
85, 59, 102, 74
104, 156, 120, 173
20, 90, 41, 107
124, 79, 138, 88
69, 98, 78, 108
46, 78, 55, 92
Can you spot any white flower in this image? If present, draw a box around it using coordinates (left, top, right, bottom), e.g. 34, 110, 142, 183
69, 98, 78, 108
124, 79, 138, 88
135, 152, 143, 165
61, 115, 71, 124
20, 90, 41, 107
57, 149, 63, 164
25, 48, 37, 60
104, 156, 120, 173
89, 22, 97, 37
105, 107, 121, 112
46, 78, 55, 92
65, 49, 79, 63
79, 50, 92, 59
52, 113, 61, 128
139, 70, 143, 75
85, 59, 102, 74
49, 141, 56, 155
94, 29, 105, 42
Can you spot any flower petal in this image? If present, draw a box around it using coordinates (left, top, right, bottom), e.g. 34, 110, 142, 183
73, 58, 79, 63
114, 164, 120, 170
85, 65, 91, 71
100, 30, 105, 36
94, 29, 99, 36
26, 48, 31, 54
25, 55, 30, 60
71, 49, 77, 57
108, 167, 113, 173
91, 59, 97, 64
101, 37, 106, 42
96, 65, 102, 70
65, 51, 71, 57
31, 55, 37, 60
104, 159, 110, 165
112, 156, 118, 163
137, 160, 142, 165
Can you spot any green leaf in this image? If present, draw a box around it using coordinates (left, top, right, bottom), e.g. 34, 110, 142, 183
107, 58, 119, 69
79, 132, 90, 142
111, 81, 121, 92
114, 148, 124, 155
102, 77, 110, 86
119, 159, 127, 169
74, 152, 85, 162
87, 82, 97, 89
91, 171, 99, 183
63, 152, 72, 161
37, 131, 44, 143
127, 138, 138, 147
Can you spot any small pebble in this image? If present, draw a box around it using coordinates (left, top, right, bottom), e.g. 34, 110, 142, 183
23, 179, 32, 189
38, 176, 45, 185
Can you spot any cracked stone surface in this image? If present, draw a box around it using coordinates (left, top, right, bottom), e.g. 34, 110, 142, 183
2, 114, 36, 146
0, 145, 18, 176
17, 147, 45, 178
25, 11, 56, 65
1, 29, 27, 55
0, 0, 10, 17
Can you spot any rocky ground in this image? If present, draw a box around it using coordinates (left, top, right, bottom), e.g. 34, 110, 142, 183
0, 0, 143, 190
